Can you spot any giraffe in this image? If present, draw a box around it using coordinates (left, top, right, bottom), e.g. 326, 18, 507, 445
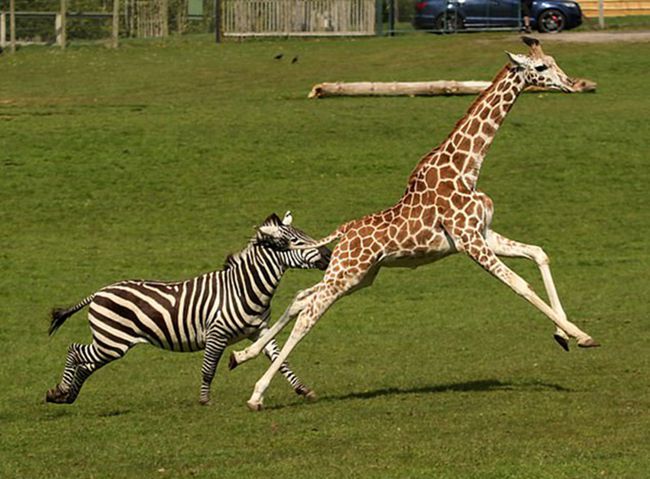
231, 37, 600, 410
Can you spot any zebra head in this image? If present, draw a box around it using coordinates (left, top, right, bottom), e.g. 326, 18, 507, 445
257, 212, 331, 271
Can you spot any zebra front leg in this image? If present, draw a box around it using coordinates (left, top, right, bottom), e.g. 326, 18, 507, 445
199, 334, 228, 406
263, 338, 316, 401
229, 287, 316, 370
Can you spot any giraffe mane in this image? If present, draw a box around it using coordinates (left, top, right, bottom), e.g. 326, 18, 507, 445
448, 64, 511, 135
407, 64, 512, 184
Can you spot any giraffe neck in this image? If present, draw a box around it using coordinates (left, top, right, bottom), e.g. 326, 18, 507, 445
411, 64, 526, 190
448, 65, 525, 187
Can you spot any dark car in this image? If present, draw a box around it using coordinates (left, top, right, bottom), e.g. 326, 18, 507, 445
413, 0, 582, 33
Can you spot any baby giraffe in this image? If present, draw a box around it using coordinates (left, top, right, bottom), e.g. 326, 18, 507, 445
231, 37, 600, 410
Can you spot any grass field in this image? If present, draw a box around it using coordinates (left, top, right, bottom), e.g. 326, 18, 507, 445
1, 33, 649, 478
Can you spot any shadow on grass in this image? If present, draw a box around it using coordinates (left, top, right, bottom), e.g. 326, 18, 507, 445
266, 378, 571, 411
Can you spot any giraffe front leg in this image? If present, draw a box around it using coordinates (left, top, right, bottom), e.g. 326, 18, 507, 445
487, 230, 572, 351
229, 287, 316, 370
461, 233, 599, 348
199, 334, 228, 406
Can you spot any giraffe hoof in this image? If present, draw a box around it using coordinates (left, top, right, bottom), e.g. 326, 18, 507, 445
578, 337, 601, 348
247, 400, 264, 412
553, 334, 570, 352
228, 352, 239, 370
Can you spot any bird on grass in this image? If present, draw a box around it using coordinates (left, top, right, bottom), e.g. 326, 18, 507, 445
274, 53, 283, 60
291, 56, 299, 64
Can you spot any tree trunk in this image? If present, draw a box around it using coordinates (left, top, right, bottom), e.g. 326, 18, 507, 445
308, 79, 597, 98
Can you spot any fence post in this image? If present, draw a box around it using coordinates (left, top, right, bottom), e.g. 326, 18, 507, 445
598, 0, 605, 29
0, 12, 6, 50
9, 0, 15, 53
375, 0, 383, 35
214, 0, 222, 42
58, 0, 67, 49
112, 0, 120, 48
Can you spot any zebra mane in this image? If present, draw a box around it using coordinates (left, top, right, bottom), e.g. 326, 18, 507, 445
222, 214, 283, 271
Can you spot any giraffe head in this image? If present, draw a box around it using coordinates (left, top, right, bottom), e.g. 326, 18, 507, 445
506, 37, 576, 92
257, 212, 331, 270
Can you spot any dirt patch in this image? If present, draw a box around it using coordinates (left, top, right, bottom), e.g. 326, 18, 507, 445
536, 30, 650, 43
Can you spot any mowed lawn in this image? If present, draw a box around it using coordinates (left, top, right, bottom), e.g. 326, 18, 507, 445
1, 33, 648, 478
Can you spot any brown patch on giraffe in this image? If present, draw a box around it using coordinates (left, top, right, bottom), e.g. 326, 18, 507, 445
467, 119, 481, 136
425, 167, 439, 185
482, 122, 495, 136
437, 180, 455, 197
439, 166, 456, 179
415, 228, 433, 244
457, 136, 471, 152
450, 193, 467, 210
396, 226, 408, 242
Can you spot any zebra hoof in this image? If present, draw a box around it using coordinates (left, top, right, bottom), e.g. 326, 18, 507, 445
228, 352, 240, 370
578, 337, 601, 348
296, 387, 317, 401
199, 397, 211, 406
553, 333, 570, 352
247, 400, 263, 412
45, 385, 69, 404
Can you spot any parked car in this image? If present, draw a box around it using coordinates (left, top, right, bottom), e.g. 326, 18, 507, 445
413, 0, 583, 33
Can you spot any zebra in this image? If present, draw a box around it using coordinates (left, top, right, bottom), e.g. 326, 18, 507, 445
46, 212, 331, 406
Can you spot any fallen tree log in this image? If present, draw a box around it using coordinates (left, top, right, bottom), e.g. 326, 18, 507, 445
308, 78, 596, 98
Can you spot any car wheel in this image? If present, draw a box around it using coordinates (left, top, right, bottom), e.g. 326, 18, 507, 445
537, 9, 567, 33
434, 12, 463, 33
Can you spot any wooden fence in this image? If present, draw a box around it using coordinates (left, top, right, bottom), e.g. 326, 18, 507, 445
222, 0, 376, 37
581, 0, 650, 17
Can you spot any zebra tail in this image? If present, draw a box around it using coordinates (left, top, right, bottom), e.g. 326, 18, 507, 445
49, 294, 95, 336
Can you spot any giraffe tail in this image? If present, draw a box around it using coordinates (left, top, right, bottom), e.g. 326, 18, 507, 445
49, 294, 95, 336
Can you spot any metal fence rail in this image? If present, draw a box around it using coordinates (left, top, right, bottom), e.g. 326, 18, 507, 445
222, 0, 376, 37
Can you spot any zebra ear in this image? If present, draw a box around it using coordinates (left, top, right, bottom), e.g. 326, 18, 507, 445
258, 225, 282, 239
282, 211, 293, 226
262, 213, 282, 226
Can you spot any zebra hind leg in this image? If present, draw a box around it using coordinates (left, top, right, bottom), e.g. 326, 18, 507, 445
46, 343, 82, 404
46, 343, 117, 404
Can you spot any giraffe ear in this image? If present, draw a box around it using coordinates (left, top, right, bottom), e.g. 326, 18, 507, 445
505, 51, 528, 67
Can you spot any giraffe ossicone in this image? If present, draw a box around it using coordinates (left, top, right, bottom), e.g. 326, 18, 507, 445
233, 37, 599, 411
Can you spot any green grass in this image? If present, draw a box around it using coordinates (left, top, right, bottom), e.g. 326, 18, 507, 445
1, 33, 649, 478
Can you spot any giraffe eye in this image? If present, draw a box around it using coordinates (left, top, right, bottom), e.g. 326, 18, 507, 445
535, 65, 549, 72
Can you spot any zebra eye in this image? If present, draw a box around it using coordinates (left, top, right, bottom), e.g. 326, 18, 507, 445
535, 65, 549, 72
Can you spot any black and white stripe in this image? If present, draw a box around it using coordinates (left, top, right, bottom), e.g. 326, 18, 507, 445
46, 213, 330, 405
